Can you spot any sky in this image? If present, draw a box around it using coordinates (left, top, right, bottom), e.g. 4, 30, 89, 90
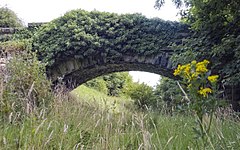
0, 0, 180, 87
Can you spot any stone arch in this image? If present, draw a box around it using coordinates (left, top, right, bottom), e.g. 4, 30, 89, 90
32, 9, 190, 89
47, 51, 176, 89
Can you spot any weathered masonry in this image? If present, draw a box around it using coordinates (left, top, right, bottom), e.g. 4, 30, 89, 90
0, 9, 239, 111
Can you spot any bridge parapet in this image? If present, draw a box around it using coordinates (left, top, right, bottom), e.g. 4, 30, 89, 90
0, 28, 16, 34
0, 28, 15, 41
28, 22, 47, 28
0, 22, 46, 35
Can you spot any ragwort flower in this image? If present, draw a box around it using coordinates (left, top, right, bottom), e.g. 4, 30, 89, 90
198, 87, 212, 97
173, 64, 182, 76
208, 75, 219, 83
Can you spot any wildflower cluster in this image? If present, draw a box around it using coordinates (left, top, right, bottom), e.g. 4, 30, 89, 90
174, 59, 220, 147
174, 59, 218, 98
198, 87, 212, 98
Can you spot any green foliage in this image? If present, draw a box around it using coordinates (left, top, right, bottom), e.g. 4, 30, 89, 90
187, 0, 240, 85
155, 77, 183, 110
85, 72, 173, 110
12, 28, 34, 41
84, 77, 108, 95
127, 82, 156, 110
0, 40, 32, 55
85, 72, 133, 97
0, 51, 53, 121
0, 7, 38, 43
157, 0, 240, 85
181, 0, 239, 33
155, 0, 187, 10
174, 60, 221, 147
0, 7, 26, 42
1, 85, 240, 149
0, 7, 23, 28
0, 7, 52, 120
32, 9, 188, 66
103, 72, 132, 96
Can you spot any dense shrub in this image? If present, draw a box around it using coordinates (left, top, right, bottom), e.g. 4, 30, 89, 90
154, 77, 184, 111
84, 77, 108, 95
103, 72, 132, 96
85, 72, 133, 97
127, 82, 157, 110
0, 7, 23, 28
0, 50, 53, 121
0, 40, 31, 55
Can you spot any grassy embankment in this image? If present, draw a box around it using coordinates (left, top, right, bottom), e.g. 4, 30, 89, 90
1, 85, 240, 149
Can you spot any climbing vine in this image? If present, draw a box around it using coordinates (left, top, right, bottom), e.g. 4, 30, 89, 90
156, 0, 240, 85
33, 9, 189, 66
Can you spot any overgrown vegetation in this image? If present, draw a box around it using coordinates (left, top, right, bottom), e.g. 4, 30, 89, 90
85, 72, 164, 110
1, 4, 240, 150
1, 84, 240, 149
32, 9, 188, 66
0, 48, 53, 122
85, 72, 133, 97
0, 7, 23, 28
155, 0, 240, 111
0, 9, 52, 121
154, 77, 183, 111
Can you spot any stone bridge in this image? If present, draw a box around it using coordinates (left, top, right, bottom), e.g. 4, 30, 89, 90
31, 10, 190, 89
0, 9, 240, 111
0, 12, 189, 90
49, 49, 176, 89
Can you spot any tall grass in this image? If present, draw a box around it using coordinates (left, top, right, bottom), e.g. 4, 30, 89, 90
0, 47, 239, 149
0, 51, 53, 122
1, 85, 240, 149
71, 85, 134, 114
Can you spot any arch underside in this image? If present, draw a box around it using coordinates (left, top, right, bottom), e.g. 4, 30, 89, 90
48, 52, 175, 90
64, 63, 175, 89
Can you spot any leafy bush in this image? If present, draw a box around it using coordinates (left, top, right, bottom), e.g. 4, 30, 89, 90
84, 77, 108, 95
85, 72, 133, 97
127, 82, 156, 110
103, 72, 132, 96
0, 50, 53, 121
0, 40, 32, 55
154, 77, 184, 111
0, 7, 23, 28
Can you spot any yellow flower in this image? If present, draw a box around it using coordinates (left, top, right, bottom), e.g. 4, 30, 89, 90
196, 60, 209, 73
202, 59, 210, 65
183, 64, 191, 78
191, 60, 197, 65
198, 87, 212, 97
174, 65, 182, 76
184, 64, 190, 73
208, 75, 219, 83
191, 72, 199, 79
196, 65, 207, 73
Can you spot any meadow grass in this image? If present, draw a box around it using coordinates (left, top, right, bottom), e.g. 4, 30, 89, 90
0, 85, 240, 150
71, 85, 134, 113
